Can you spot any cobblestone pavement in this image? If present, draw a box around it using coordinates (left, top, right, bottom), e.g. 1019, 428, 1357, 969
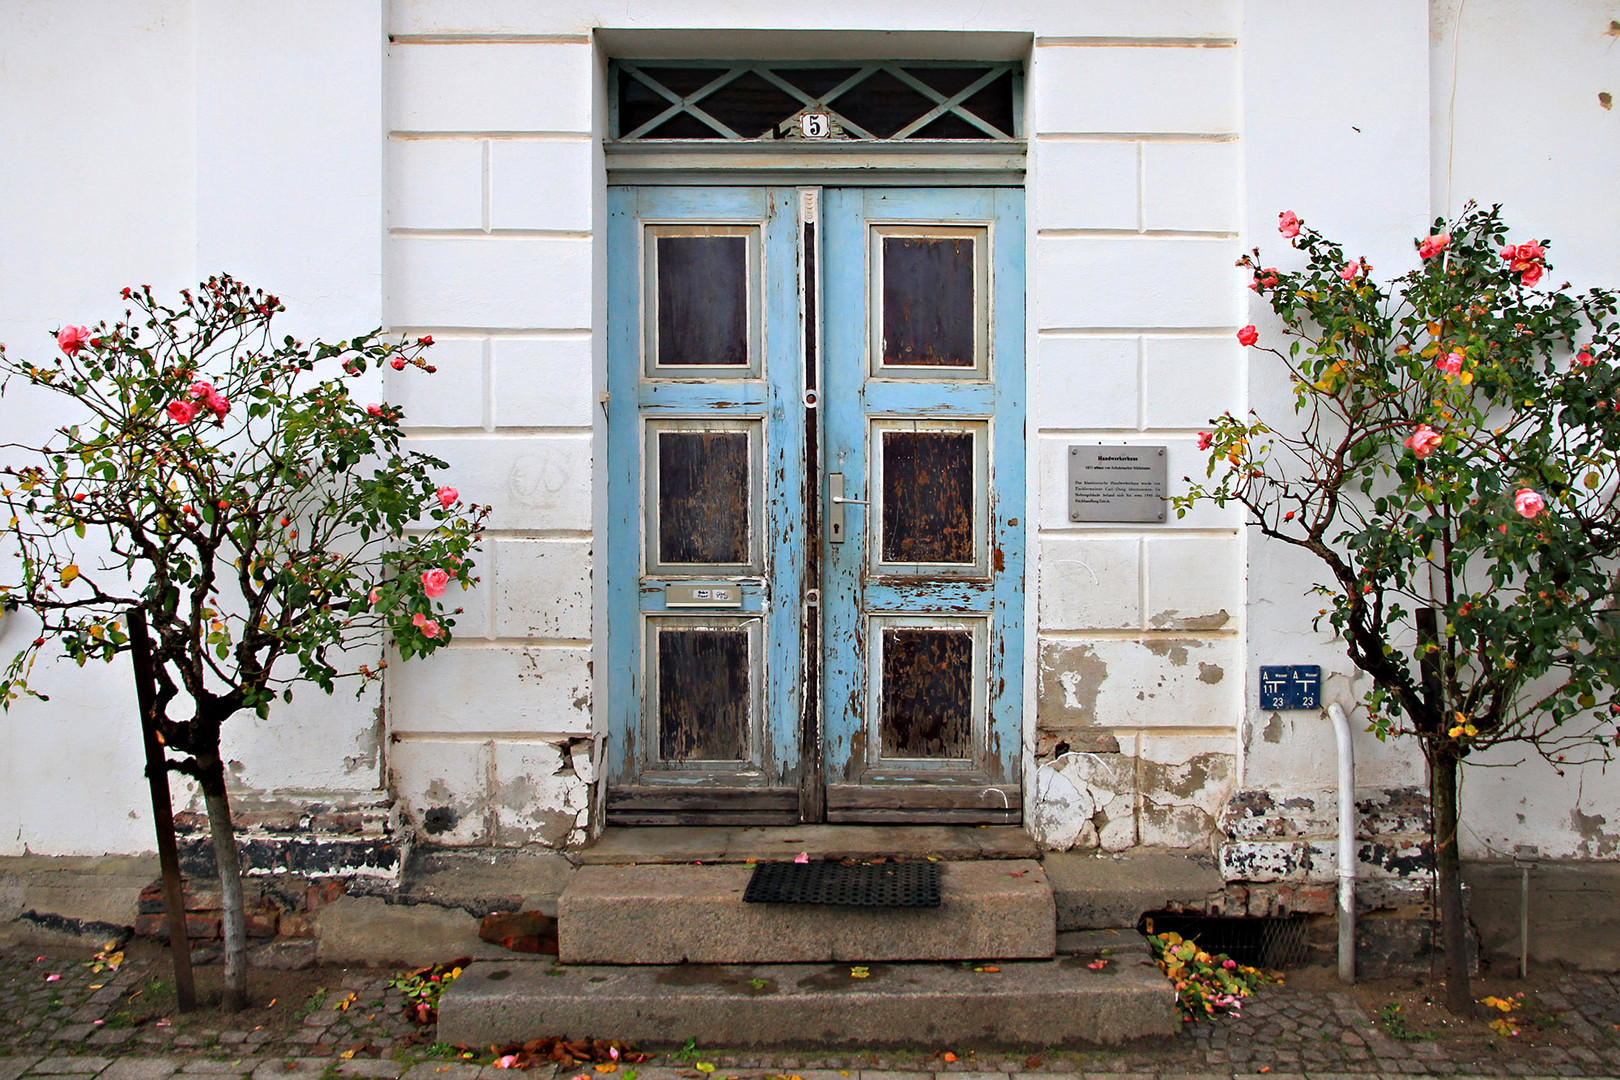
5, 946, 1620, 1080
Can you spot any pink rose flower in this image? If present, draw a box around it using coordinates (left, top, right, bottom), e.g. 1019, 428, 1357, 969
1503, 242, 1546, 287
1437, 351, 1464, 377
1278, 210, 1301, 239
1514, 488, 1545, 519
1237, 325, 1259, 347
436, 486, 458, 510
166, 400, 198, 423
189, 380, 214, 399
420, 618, 440, 639
1418, 233, 1450, 260
421, 568, 450, 598
418, 335, 435, 346
390, 357, 407, 371
412, 613, 427, 628
57, 325, 91, 356
369, 587, 382, 606
1576, 350, 1596, 368
204, 391, 229, 419
1197, 432, 1214, 451
1403, 424, 1442, 459
366, 403, 384, 417
1338, 259, 1363, 282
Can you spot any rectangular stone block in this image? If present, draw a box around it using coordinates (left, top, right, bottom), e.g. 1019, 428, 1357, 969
1031, 46, 1238, 134
387, 739, 490, 845
1029, 141, 1138, 231
558, 861, 1055, 964
493, 538, 591, 640
389, 42, 593, 133
489, 140, 593, 232
1033, 335, 1138, 431
490, 337, 594, 428
490, 741, 590, 848
1145, 535, 1241, 631
1037, 635, 1239, 731
390, 645, 591, 735
405, 433, 592, 531
1142, 141, 1240, 232
1035, 235, 1240, 329
1142, 335, 1241, 430
391, 337, 485, 429
1038, 535, 1141, 631
389, 139, 484, 230
388, 235, 591, 330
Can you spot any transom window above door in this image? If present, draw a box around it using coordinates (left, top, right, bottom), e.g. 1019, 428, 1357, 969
610, 61, 1022, 142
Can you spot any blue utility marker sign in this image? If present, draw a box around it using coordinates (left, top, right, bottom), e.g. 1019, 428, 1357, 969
1260, 665, 1322, 710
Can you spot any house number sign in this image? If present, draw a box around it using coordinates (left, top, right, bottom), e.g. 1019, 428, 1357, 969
1067, 445, 1167, 523
800, 113, 831, 138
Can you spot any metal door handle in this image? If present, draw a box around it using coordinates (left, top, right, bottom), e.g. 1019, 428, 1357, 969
828, 473, 866, 543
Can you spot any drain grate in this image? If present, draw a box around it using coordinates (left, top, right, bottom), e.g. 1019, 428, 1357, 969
1139, 912, 1310, 969
744, 860, 942, 908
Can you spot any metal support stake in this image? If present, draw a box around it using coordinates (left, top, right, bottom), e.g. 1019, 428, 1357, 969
130, 609, 197, 1011
1513, 844, 1539, 981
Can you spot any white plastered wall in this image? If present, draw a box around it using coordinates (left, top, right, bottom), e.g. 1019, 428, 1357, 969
2, 0, 1616, 864
0, 0, 391, 854
1431, 0, 1620, 860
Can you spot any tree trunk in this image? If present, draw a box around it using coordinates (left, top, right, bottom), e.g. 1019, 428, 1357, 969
1430, 744, 1474, 1015
198, 756, 248, 1012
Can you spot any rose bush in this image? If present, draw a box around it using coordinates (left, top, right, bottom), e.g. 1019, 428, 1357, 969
1181, 203, 1620, 1012
0, 275, 487, 1009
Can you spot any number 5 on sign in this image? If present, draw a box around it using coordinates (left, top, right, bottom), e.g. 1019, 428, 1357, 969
800, 113, 830, 138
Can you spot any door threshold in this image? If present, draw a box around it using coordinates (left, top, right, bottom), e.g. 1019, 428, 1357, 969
578, 823, 1037, 865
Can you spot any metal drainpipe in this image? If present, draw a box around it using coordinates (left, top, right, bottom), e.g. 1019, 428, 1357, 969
1328, 702, 1356, 983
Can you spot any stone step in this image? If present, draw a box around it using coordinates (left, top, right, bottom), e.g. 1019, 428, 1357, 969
1043, 851, 1224, 931
437, 956, 1179, 1048
579, 824, 1038, 865
558, 860, 1055, 965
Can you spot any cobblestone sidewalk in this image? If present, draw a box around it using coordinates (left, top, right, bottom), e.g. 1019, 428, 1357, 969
5, 946, 1620, 1080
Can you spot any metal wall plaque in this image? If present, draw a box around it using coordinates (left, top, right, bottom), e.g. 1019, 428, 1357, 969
665, 582, 743, 608
1260, 665, 1322, 710
1067, 445, 1167, 523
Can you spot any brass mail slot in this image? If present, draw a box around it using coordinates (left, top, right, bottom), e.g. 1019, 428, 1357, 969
665, 582, 743, 608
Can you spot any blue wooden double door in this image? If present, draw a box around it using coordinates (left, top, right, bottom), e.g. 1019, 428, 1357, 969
605, 185, 1025, 825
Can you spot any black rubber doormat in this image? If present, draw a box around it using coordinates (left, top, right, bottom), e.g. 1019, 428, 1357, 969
743, 860, 942, 908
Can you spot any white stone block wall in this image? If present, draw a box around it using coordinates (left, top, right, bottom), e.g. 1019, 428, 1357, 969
2, 0, 1618, 867
1025, 29, 1246, 852
382, 33, 597, 848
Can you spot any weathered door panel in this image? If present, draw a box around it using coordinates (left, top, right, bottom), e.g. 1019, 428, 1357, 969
604, 185, 1024, 825
820, 188, 1026, 823
605, 186, 805, 823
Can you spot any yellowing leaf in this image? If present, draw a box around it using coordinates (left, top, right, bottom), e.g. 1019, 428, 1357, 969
59, 564, 79, 586
694, 1064, 716, 1074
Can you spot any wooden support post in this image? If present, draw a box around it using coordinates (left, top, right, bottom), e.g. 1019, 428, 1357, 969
129, 609, 197, 1012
